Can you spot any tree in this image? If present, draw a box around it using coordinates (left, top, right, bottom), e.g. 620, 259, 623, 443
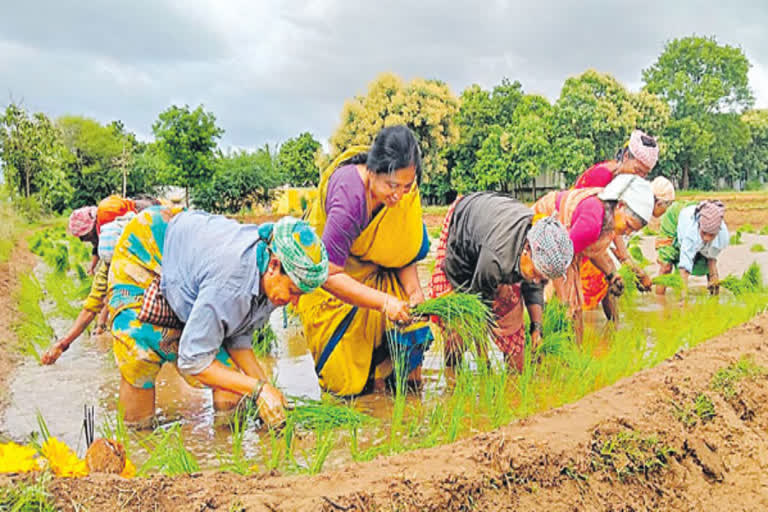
738, 109, 768, 186
57, 115, 132, 207
550, 70, 670, 181
192, 145, 282, 214
277, 132, 321, 186
330, 73, 460, 203
643, 35, 754, 188
449, 79, 524, 195
152, 105, 223, 205
0, 103, 73, 211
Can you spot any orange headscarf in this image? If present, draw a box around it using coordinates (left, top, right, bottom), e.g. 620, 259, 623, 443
96, 195, 136, 233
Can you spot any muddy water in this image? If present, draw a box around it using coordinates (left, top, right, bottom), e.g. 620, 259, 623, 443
2, 235, 766, 469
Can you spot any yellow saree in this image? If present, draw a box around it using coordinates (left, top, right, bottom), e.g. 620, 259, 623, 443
296, 147, 427, 396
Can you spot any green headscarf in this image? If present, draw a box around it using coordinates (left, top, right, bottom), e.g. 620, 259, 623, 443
269, 216, 329, 292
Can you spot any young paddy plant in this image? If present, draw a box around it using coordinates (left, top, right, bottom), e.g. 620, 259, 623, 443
0, 473, 56, 512
137, 423, 200, 476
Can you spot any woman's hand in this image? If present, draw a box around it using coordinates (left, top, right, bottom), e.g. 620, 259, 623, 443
632, 266, 653, 292
382, 295, 411, 323
607, 273, 625, 297
256, 383, 287, 428
408, 289, 426, 307
41, 340, 68, 365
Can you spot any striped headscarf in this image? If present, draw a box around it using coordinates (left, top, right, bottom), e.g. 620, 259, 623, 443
628, 130, 659, 171
696, 200, 726, 235
68, 206, 97, 237
527, 215, 574, 279
269, 217, 329, 292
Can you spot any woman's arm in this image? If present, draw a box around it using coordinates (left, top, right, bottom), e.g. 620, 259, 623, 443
396, 263, 425, 305
322, 263, 410, 322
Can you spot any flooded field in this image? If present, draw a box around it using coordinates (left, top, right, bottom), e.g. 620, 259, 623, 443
2, 232, 768, 475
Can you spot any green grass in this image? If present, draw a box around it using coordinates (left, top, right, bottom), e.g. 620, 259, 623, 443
137, 424, 200, 476
0, 474, 56, 511
750, 243, 766, 253
0, 195, 30, 264
590, 430, 675, 480
13, 274, 54, 363
710, 356, 767, 399
672, 393, 716, 428
428, 226, 442, 239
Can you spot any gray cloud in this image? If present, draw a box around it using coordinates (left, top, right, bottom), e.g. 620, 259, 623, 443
0, 0, 766, 149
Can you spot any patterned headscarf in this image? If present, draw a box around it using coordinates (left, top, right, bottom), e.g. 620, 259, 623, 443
527, 215, 574, 279
96, 195, 136, 234
696, 200, 726, 235
269, 216, 329, 292
628, 130, 659, 171
67, 206, 97, 237
650, 176, 675, 202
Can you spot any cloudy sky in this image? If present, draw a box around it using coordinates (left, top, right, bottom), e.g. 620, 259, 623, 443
1, 0, 766, 150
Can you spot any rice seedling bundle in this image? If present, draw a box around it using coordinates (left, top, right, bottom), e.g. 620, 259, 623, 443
750, 243, 766, 253
617, 264, 639, 300
286, 397, 374, 432
731, 232, 743, 245
412, 292, 493, 351
721, 262, 765, 296
651, 273, 683, 290
629, 246, 650, 268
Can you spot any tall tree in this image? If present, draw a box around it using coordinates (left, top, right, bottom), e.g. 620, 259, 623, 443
330, 73, 460, 204
277, 132, 321, 186
152, 105, 223, 205
643, 35, 754, 188
0, 103, 73, 210
550, 70, 670, 181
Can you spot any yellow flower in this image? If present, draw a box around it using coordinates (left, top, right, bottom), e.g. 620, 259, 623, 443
0, 442, 41, 473
41, 438, 89, 478
120, 458, 136, 478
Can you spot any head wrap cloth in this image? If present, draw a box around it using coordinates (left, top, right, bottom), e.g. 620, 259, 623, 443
650, 176, 675, 202
68, 206, 98, 237
628, 129, 659, 171
259, 216, 329, 293
598, 174, 655, 223
527, 215, 574, 279
696, 200, 726, 235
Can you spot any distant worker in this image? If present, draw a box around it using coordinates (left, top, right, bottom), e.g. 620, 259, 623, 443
655, 200, 729, 296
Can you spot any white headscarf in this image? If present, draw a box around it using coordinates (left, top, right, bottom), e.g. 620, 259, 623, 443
598, 175, 654, 223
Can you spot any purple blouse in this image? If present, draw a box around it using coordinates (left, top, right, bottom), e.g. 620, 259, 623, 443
323, 165, 369, 267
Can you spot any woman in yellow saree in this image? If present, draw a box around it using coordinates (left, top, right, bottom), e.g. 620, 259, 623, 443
296, 126, 432, 397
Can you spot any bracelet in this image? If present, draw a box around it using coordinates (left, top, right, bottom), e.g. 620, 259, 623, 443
250, 381, 266, 403
381, 295, 390, 314
529, 321, 543, 335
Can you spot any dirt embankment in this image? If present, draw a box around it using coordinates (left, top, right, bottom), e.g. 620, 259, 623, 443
44, 312, 768, 511
0, 238, 35, 407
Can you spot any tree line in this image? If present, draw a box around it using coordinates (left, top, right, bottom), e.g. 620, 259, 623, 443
2, 35, 766, 215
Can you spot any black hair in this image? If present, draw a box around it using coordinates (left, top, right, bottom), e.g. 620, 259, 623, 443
341, 125, 423, 183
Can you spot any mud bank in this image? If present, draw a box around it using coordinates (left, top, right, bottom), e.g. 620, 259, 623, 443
42, 311, 768, 511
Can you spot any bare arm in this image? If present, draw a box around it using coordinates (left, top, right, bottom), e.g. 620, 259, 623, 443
589, 251, 616, 277
396, 263, 425, 305
322, 263, 410, 322
194, 359, 266, 396
227, 347, 269, 382
41, 309, 97, 365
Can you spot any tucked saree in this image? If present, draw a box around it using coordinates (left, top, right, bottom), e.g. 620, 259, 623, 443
296, 148, 431, 396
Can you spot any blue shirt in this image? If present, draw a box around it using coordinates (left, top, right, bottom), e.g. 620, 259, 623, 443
160, 211, 275, 375
676, 205, 730, 273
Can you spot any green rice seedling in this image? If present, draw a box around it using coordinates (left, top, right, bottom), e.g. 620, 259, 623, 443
0, 474, 56, 512
219, 398, 258, 475
98, 407, 131, 457
642, 225, 658, 236
651, 273, 683, 290
412, 292, 494, 356
252, 325, 276, 356
74, 263, 88, 282
730, 231, 743, 245
617, 264, 639, 300
760, 226, 768, 236
738, 223, 756, 234
721, 262, 765, 296
260, 425, 288, 472
590, 430, 675, 480
137, 423, 200, 476
386, 332, 409, 450
44, 243, 70, 274
535, 298, 574, 358
286, 396, 374, 432
14, 274, 54, 362
710, 356, 767, 399
671, 393, 715, 428
750, 243, 766, 253
43, 272, 81, 319
628, 246, 650, 268
305, 430, 336, 475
